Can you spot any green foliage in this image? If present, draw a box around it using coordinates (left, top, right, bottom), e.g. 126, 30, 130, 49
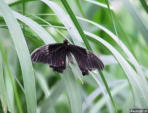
0, 0, 148, 113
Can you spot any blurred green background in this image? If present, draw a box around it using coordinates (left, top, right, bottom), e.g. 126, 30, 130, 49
0, 0, 148, 113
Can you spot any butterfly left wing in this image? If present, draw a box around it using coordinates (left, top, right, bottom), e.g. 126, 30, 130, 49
31, 43, 63, 64
31, 43, 67, 73
69, 45, 104, 75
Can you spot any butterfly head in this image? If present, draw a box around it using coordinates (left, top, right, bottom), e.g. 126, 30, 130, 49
63, 39, 69, 45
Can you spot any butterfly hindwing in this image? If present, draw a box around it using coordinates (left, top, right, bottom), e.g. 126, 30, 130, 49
87, 51, 104, 70
69, 45, 89, 75
69, 45, 104, 75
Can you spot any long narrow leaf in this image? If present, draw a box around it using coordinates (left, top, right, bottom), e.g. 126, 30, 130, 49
85, 31, 148, 108
62, 67, 82, 113
13, 11, 55, 44
40, 80, 64, 112
84, 0, 110, 9
41, 0, 83, 46
123, 0, 148, 44
0, 1, 37, 112
90, 82, 128, 112
140, 0, 148, 14
0, 40, 22, 112
78, 17, 145, 78
60, 0, 92, 50
0, 54, 8, 113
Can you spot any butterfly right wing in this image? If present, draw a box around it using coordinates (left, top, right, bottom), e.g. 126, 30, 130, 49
69, 45, 104, 75
69, 45, 89, 75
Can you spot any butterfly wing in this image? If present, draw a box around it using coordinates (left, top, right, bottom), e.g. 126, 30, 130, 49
31, 43, 67, 73
69, 45, 104, 75
49, 46, 67, 73
31, 43, 62, 64
87, 51, 104, 70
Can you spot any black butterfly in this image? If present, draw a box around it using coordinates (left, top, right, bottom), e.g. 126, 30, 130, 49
31, 39, 104, 75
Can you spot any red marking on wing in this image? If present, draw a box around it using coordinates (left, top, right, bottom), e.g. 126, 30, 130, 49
61, 61, 64, 65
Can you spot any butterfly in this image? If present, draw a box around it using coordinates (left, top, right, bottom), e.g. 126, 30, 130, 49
31, 39, 104, 75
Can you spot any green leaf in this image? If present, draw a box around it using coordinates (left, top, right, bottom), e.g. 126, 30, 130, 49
84, 0, 109, 9
85, 31, 148, 108
13, 11, 55, 44
0, 1, 37, 112
0, 54, 8, 113
90, 72, 113, 112
36, 72, 50, 98
40, 80, 64, 112
90, 81, 128, 112
41, 0, 83, 46
62, 67, 82, 113
0, 39, 22, 112
140, 0, 148, 14
78, 17, 145, 78
123, 0, 148, 44
60, 0, 92, 50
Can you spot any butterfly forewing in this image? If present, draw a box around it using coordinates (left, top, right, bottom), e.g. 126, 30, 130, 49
31, 45, 50, 63
31, 43, 67, 73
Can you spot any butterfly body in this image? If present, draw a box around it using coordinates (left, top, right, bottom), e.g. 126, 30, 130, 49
31, 39, 104, 75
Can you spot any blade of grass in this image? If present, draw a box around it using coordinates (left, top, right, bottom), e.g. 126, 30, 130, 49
140, 0, 148, 14
22, 0, 25, 33
84, 0, 110, 9
41, 0, 83, 46
85, 31, 148, 108
78, 17, 145, 78
12, 11, 55, 44
36, 72, 50, 98
60, 0, 91, 50
90, 81, 128, 112
9, 0, 35, 7
83, 0, 140, 108
90, 72, 113, 112
62, 67, 82, 113
29, 15, 67, 40
0, 54, 8, 113
123, 0, 148, 44
75, 0, 86, 17
105, 0, 118, 36
40, 80, 64, 113
83, 79, 127, 111
5, 69, 15, 112
0, 40, 22, 112
0, 1, 37, 112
